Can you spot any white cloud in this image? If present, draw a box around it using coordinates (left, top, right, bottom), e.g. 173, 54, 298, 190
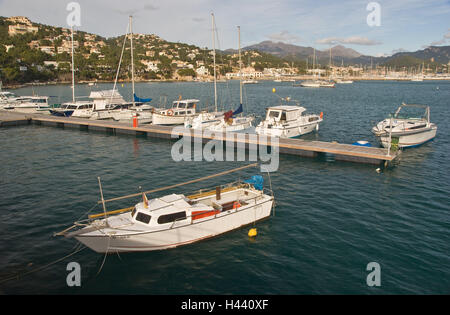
265, 30, 300, 44
316, 36, 382, 46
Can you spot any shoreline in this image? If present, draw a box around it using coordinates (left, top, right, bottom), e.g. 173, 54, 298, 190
3, 76, 450, 89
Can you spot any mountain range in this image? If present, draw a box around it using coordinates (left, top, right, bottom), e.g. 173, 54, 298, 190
233, 41, 450, 67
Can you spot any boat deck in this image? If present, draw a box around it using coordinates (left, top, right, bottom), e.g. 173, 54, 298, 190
0, 110, 399, 165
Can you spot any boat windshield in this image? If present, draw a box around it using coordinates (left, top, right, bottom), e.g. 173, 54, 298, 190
267, 110, 281, 119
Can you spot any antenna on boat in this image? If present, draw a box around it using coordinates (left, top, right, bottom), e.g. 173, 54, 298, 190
97, 177, 109, 226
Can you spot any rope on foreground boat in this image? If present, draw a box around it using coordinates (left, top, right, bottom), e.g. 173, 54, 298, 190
99, 163, 259, 204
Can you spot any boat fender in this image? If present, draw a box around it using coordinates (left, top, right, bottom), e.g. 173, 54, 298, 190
248, 228, 257, 237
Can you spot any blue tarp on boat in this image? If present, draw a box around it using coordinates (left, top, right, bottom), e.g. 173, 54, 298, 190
232, 103, 243, 116
134, 94, 152, 103
245, 175, 264, 191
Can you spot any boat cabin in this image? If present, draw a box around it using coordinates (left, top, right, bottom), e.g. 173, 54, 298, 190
168, 99, 199, 116
129, 187, 259, 229
264, 106, 306, 122
60, 101, 94, 110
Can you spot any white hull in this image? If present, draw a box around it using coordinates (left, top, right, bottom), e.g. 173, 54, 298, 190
152, 113, 192, 125
379, 126, 437, 148
12, 107, 50, 114
75, 197, 273, 253
207, 117, 254, 132
256, 120, 320, 138
300, 82, 320, 88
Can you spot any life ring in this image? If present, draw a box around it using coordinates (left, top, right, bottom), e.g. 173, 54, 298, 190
167, 109, 174, 116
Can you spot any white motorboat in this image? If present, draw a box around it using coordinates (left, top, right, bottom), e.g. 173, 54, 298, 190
49, 101, 94, 117
4, 96, 50, 113
299, 80, 321, 88
184, 111, 223, 130
0, 91, 22, 108
372, 103, 437, 148
335, 79, 353, 84
242, 79, 258, 84
255, 104, 323, 138
317, 80, 335, 88
58, 175, 274, 253
152, 99, 199, 125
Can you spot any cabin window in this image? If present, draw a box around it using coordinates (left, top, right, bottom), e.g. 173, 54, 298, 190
280, 112, 286, 121
178, 111, 186, 115
157, 211, 187, 224
268, 111, 280, 119
187, 103, 195, 109
135, 212, 151, 224
408, 124, 426, 130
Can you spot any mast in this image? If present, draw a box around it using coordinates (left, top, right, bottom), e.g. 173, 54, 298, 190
313, 48, 316, 79
211, 13, 217, 112
130, 15, 135, 106
71, 26, 75, 102
238, 25, 242, 106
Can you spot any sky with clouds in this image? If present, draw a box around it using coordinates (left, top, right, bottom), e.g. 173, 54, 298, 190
0, 0, 449, 56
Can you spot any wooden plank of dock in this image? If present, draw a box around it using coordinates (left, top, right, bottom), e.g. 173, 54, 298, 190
0, 110, 398, 165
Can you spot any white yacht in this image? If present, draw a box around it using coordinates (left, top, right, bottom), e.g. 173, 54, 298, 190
4, 96, 50, 114
0, 91, 22, 107
372, 103, 437, 148
49, 101, 94, 118
299, 80, 321, 88
152, 99, 199, 125
58, 176, 274, 253
256, 104, 323, 138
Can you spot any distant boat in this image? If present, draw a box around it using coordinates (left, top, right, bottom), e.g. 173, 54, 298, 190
335, 79, 353, 84
298, 80, 335, 88
242, 79, 258, 84
372, 103, 437, 148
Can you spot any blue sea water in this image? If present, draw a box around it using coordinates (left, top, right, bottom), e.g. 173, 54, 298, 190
0, 80, 449, 294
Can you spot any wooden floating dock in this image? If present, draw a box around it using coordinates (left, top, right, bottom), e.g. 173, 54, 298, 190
0, 110, 399, 165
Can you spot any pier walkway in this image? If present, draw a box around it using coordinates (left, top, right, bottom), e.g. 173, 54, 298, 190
0, 110, 399, 165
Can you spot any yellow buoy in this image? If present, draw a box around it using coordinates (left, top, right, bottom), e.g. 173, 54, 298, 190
272, 88, 276, 93
121, 84, 124, 87
248, 228, 257, 237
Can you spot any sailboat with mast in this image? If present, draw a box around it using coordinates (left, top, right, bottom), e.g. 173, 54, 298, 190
206, 22, 254, 132
299, 48, 335, 88
184, 13, 225, 130
90, 16, 153, 123
49, 26, 95, 117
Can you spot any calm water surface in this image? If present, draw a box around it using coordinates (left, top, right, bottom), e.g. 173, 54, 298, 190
0, 80, 449, 294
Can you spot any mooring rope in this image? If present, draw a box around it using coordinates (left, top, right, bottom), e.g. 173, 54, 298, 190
0, 244, 86, 285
